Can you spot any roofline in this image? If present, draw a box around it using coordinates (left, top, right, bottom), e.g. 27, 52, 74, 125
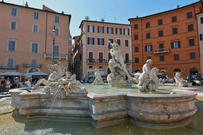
0, 1, 71, 23
128, 0, 202, 21
79, 20, 131, 28
196, 10, 203, 15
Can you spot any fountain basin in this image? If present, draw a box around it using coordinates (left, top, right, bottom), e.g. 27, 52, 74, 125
9, 86, 198, 128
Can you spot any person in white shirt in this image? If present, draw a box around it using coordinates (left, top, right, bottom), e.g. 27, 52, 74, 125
25, 79, 31, 87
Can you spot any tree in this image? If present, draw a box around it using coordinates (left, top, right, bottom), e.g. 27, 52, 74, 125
85, 16, 90, 20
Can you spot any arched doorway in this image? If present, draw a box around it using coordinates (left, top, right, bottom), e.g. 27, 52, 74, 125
29, 68, 39, 73
174, 68, 181, 77
190, 68, 198, 79
135, 70, 140, 72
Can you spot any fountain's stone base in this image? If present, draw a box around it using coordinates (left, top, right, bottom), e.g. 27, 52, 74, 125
10, 89, 198, 128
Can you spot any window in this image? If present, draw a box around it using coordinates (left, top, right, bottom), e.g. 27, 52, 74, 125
174, 54, 179, 60
89, 52, 93, 61
10, 20, 17, 30
108, 39, 113, 49
117, 39, 121, 46
99, 52, 103, 63
99, 66, 103, 69
7, 58, 14, 68
134, 34, 138, 40
158, 19, 162, 25
88, 37, 94, 45
159, 43, 164, 51
55, 27, 59, 35
172, 16, 177, 22
134, 24, 138, 29
32, 24, 39, 33
98, 38, 104, 45
89, 66, 93, 69
7, 40, 16, 52
145, 45, 152, 51
11, 7, 17, 16
188, 24, 193, 31
160, 56, 164, 61
31, 43, 38, 53
53, 45, 60, 55
201, 17, 203, 24
107, 27, 113, 34
172, 28, 177, 34
124, 28, 129, 35
190, 52, 195, 59
32, 60, 37, 67
55, 16, 59, 23
135, 47, 139, 52
34, 12, 39, 20
189, 39, 194, 46
187, 12, 192, 19
147, 57, 151, 60
171, 41, 180, 48
98, 26, 104, 33
116, 28, 121, 35
88, 25, 94, 32
125, 53, 129, 63
200, 34, 203, 41
159, 30, 163, 37
125, 40, 128, 47
146, 22, 150, 28
135, 58, 139, 63
146, 33, 150, 39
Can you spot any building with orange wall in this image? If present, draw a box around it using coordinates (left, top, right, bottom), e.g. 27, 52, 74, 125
78, 20, 132, 79
129, 1, 202, 78
0, 1, 71, 75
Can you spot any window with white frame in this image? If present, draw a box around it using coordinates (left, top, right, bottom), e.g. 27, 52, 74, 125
32, 24, 39, 33
125, 40, 129, 47
55, 27, 59, 36
31, 42, 38, 53
53, 45, 60, 55
34, 12, 39, 20
55, 16, 60, 23
7, 58, 14, 68
117, 28, 121, 35
7, 40, 16, 52
98, 26, 103, 33
89, 25, 93, 32
10, 20, 17, 30
11, 7, 17, 16
124, 28, 129, 35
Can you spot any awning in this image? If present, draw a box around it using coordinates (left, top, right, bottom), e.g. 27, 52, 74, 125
99, 70, 105, 76
23, 72, 48, 76
0, 72, 22, 76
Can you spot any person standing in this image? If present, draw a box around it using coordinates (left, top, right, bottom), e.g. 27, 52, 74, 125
1, 76, 5, 88
5, 77, 10, 94
14, 77, 20, 88
25, 79, 31, 87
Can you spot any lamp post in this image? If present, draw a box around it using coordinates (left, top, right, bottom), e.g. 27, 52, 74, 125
51, 25, 57, 65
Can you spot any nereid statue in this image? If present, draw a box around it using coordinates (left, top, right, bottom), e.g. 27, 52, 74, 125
137, 59, 160, 92
174, 72, 188, 87
32, 62, 87, 98
107, 40, 134, 87
92, 68, 104, 85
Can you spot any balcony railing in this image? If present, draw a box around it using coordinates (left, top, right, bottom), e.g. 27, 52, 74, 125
124, 60, 132, 64
87, 59, 96, 64
154, 48, 169, 54
0, 64, 19, 69
97, 59, 106, 65
22, 63, 42, 68
44, 53, 68, 61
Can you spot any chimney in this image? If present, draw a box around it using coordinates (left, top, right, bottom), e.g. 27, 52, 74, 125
25, 2, 28, 7
136, 16, 139, 18
61, 11, 64, 14
177, 5, 180, 8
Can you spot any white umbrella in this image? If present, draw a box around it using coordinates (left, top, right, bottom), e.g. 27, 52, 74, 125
24, 72, 48, 76
0, 72, 22, 76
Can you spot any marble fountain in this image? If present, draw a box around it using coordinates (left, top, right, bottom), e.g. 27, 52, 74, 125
2, 41, 202, 134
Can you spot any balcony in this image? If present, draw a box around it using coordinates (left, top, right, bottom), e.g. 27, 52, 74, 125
97, 59, 106, 65
87, 59, 96, 65
22, 63, 42, 68
44, 53, 68, 61
154, 48, 169, 54
0, 64, 19, 69
124, 60, 132, 64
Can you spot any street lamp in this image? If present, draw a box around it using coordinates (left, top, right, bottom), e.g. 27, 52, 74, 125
51, 25, 57, 65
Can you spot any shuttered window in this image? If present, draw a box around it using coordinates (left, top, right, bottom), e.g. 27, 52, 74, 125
187, 12, 192, 19
160, 56, 164, 61
55, 16, 60, 23
7, 58, 14, 68
171, 41, 180, 48
172, 16, 177, 22
135, 58, 139, 63
172, 28, 177, 34
33, 24, 39, 33
10, 21, 17, 30
11, 7, 17, 16
8, 41, 16, 51
34, 12, 39, 20
134, 24, 138, 29
134, 34, 138, 40
159, 30, 163, 37
98, 38, 104, 45
108, 39, 113, 49
32, 60, 37, 67
31, 43, 38, 53
158, 19, 162, 25
174, 54, 179, 60
146, 33, 150, 39
98, 26, 104, 33
189, 39, 194, 46
88, 37, 94, 45
188, 24, 193, 31
145, 45, 152, 51
190, 52, 195, 59
135, 47, 139, 52
53, 45, 59, 55
107, 27, 113, 34
125, 40, 128, 47
146, 22, 150, 28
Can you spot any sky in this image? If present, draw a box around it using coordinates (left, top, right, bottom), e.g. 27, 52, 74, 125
4, 0, 199, 37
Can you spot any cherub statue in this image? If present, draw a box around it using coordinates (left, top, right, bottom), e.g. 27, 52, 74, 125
174, 72, 188, 87
92, 68, 104, 85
